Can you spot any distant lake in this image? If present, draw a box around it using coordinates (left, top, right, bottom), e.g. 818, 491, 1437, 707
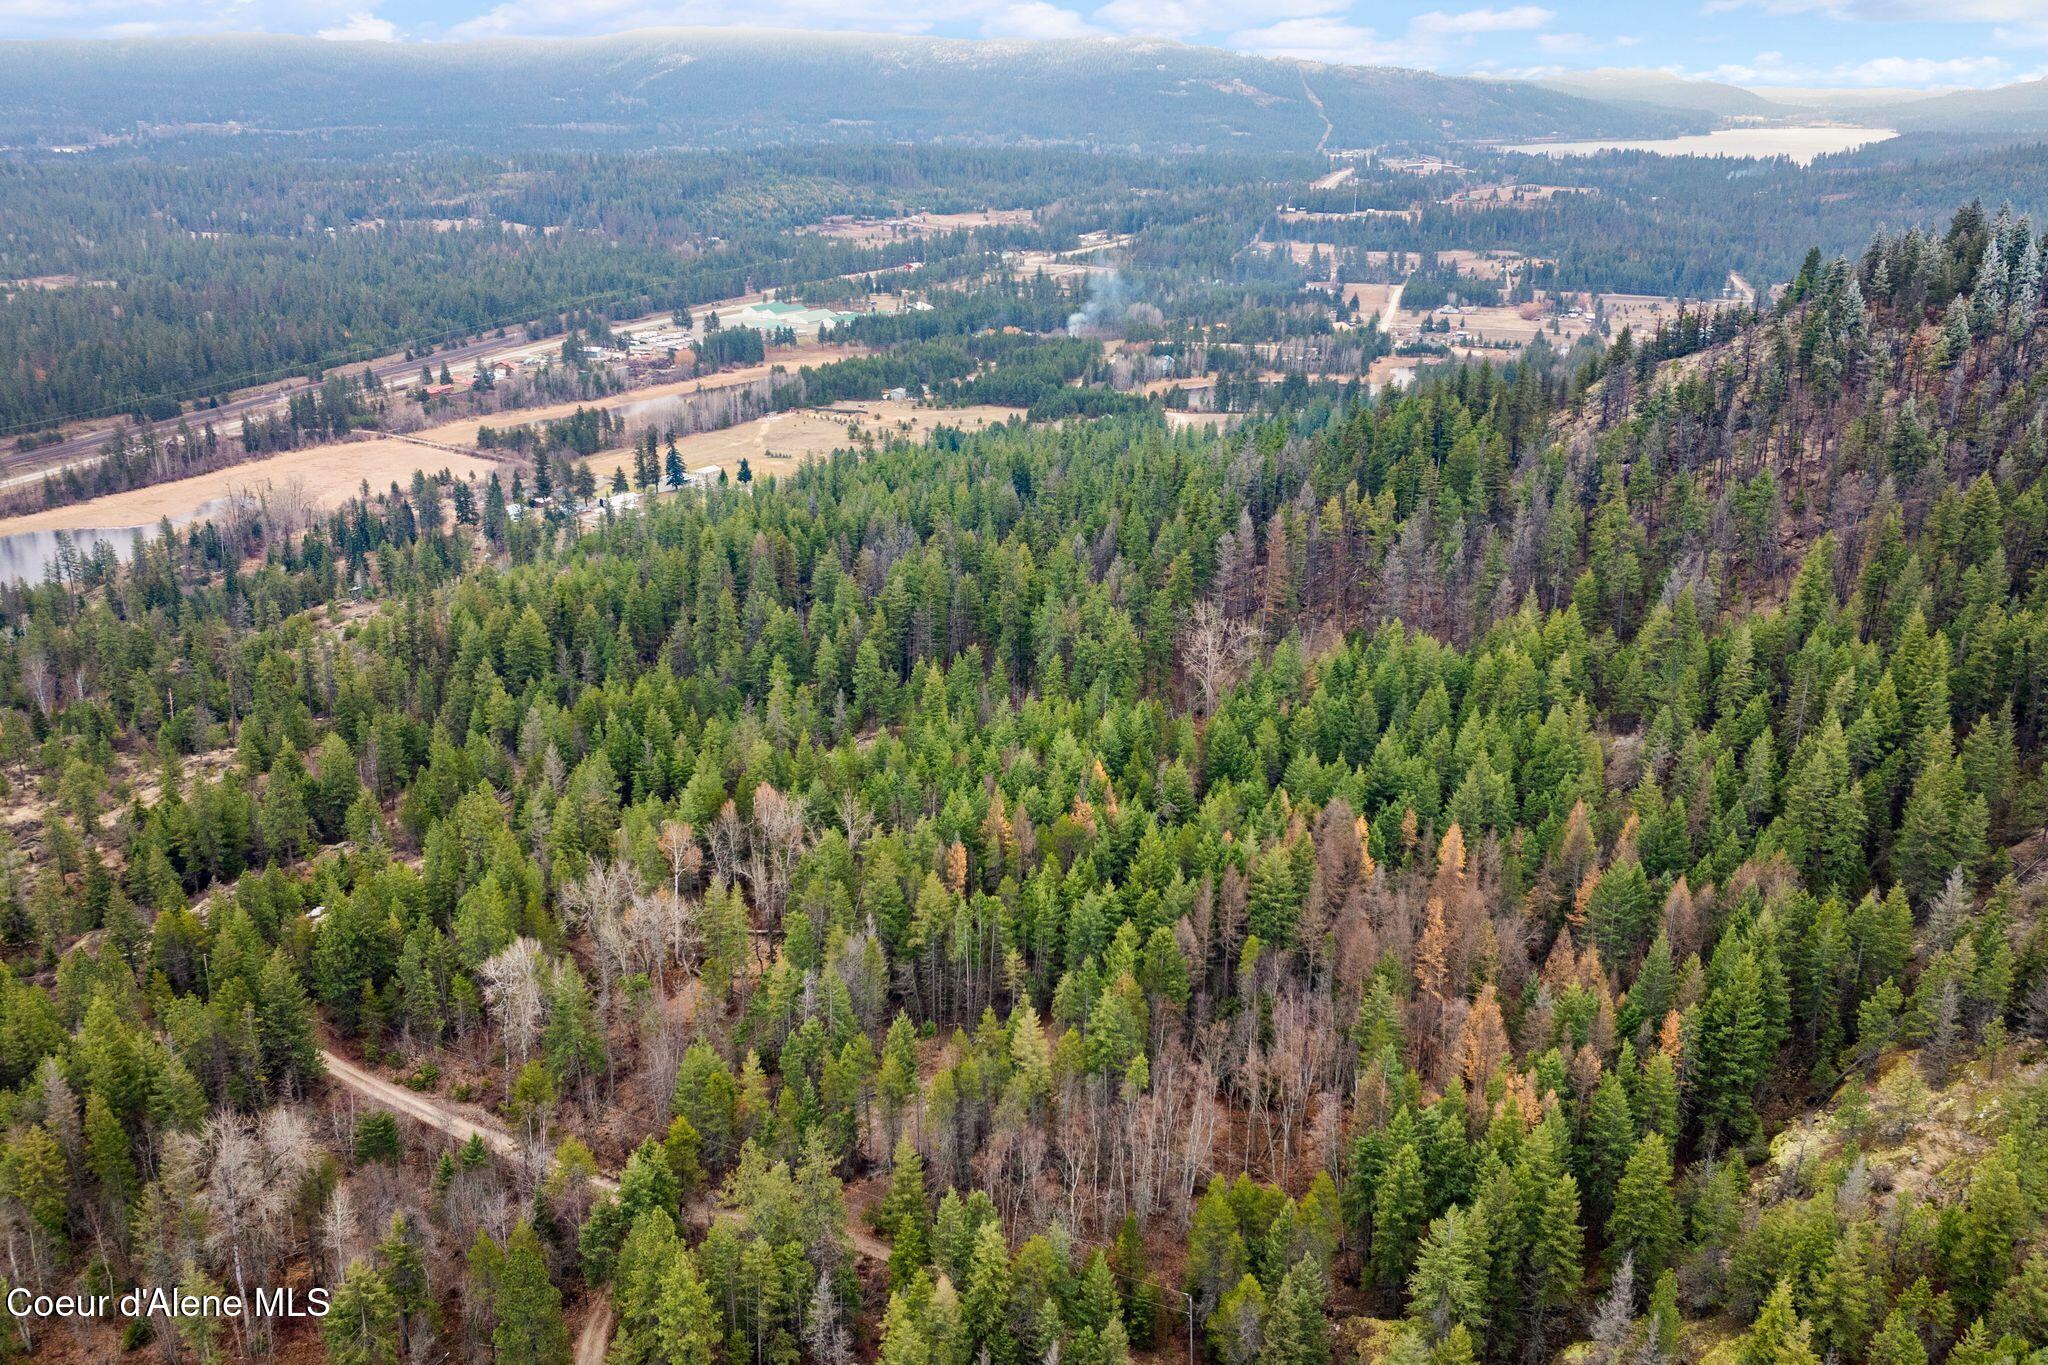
1502, 126, 1897, 167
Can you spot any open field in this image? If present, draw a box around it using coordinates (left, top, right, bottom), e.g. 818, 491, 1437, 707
664, 401, 1023, 479
0, 439, 499, 537
1320, 280, 1399, 318
0, 439, 499, 536
1437, 248, 1545, 282
1438, 182, 1589, 208
410, 346, 867, 447
1277, 206, 1420, 224
1596, 291, 1739, 330
802, 208, 1035, 244
1418, 303, 1594, 346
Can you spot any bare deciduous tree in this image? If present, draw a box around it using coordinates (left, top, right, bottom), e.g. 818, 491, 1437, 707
1181, 599, 1259, 716
480, 938, 548, 1094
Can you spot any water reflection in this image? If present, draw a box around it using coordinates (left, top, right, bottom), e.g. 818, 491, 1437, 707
0, 495, 248, 584
0, 525, 152, 584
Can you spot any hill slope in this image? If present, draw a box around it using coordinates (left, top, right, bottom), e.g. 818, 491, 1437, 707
0, 30, 1697, 153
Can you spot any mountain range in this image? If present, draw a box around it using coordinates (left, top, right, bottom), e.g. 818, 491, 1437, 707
0, 30, 1699, 153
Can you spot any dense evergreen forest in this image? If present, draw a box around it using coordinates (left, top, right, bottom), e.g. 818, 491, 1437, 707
10, 136, 2048, 442
0, 190, 2046, 1365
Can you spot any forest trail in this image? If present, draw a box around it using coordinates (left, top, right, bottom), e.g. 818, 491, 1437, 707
575, 1294, 615, 1365
320, 1047, 889, 1264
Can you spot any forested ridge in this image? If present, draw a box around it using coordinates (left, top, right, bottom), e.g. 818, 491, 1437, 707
0, 197, 2044, 1365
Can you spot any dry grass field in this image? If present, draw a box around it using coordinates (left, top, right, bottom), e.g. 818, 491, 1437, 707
0, 440, 500, 537
410, 346, 866, 447
1597, 292, 1735, 331
1438, 182, 1588, 208
665, 401, 1023, 478
803, 209, 1034, 245
1326, 281, 1399, 317
1276, 207, 1420, 225
1427, 304, 1593, 346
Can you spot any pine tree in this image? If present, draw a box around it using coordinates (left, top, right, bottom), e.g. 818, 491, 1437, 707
1406, 1208, 1487, 1346
1737, 1281, 1821, 1365
656, 1247, 720, 1365
878, 1293, 930, 1365
964, 1219, 1015, 1365
1943, 1151, 2028, 1320
324, 1259, 401, 1365
492, 1220, 570, 1365
1373, 1142, 1429, 1288
1525, 1169, 1583, 1323
1578, 1073, 1637, 1223
1866, 1308, 1928, 1365
1188, 1175, 1249, 1314
880, 1136, 931, 1287
82, 1090, 135, 1208
1606, 1133, 1679, 1280
1896, 742, 1987, 906
1207, 1273, 1266, 1365
1264, 1257, 1330, 1365
255, 948, 323, 1097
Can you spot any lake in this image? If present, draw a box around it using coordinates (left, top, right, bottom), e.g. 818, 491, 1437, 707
1502, 125, 1897, 167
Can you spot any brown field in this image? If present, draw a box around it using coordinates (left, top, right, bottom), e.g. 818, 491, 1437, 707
1335, 281, 1399, 317
1277, 207, 1420, 225
665, 401, 1024, 479
802, 208, 1034, 245
411, 346, 867, 447
1003, 244, 1123, 282
0, 440, 501, 537
1422, 304, 1593, 347
1439, 182, 1588, 208
1310, 166, 1355, 190
1438, 248, 1546, 283
1135, 376, 1215, 397
1597, 292, 1735, 330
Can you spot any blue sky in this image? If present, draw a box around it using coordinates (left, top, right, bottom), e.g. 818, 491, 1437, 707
4, 0, 2043, 90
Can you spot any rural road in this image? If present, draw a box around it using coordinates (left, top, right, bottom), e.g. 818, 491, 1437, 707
318, 1049, 618, 1194
320, 1046, 889, 1362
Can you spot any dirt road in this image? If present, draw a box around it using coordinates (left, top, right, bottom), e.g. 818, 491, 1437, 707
320, 1049, 888, 1259
320, 1046, 886, 1365
319, 1049, 619, 1194
575, 1295, 615, 1365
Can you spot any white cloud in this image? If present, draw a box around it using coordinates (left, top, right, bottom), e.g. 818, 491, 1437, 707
1230, 14, 1394, 64
1702, 0, 2046, 18
1226, 4, 1554, 67
0, 0, 371, 39
1696, 48, 2008, 85
450, 0, 996, 38
983, 0, 1100, 36
1534, 29, 1613, 53
1089, 0, 1338, 40
1410, 5, 1550, 37
317, 10, 397, 39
